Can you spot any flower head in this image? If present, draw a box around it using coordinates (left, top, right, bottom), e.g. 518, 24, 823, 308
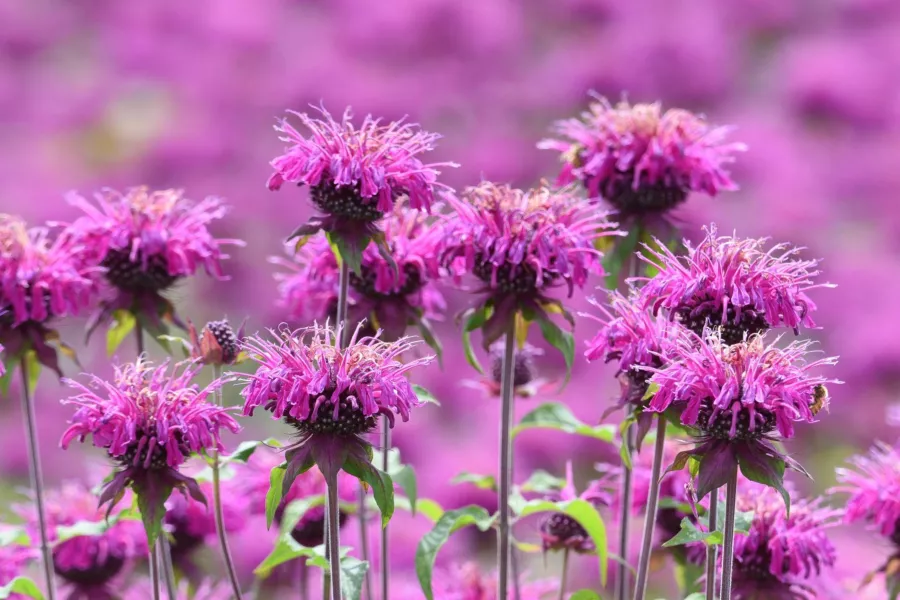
638, 225, 829, 345
272, 203, 446, 340
187, 318, 243, 366
60, 358, 241, 544
20, 482, 146, 594
0, 215, 97, 375
728, 484, 838, 599
539, 462, 609, 554
65, 187, 242, 335
649, 330, 838, 500
463, 339, 554, 399
440, 181, 619, 346
539, 97, 745, 221
834, 442, 900, 542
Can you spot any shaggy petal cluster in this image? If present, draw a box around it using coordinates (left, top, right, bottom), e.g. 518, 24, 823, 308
61, 358, 240, 468
834, 442, 900, 541
441, 182, 618, 301
639, 225, 829, 345
649, 331, 837, 442
0, 214, 96, 327
539, 97, 745, 218
272, 205, 446, 338
396, 562, 556, 600
26, 482, 147, 590
729, 484, 838, 599
539, 462, 610, 553
267, 106, 455, 214
241, 323, 433, 431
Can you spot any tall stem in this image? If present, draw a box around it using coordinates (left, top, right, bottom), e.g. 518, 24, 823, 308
614, 405, 635, 600
327, 476, 343, 600
557, 548, 570, 600
380, 422, 391, 600
705, 490, 719, 600
159, 538, 177, 599
719, 468, 739, 600
19, 358, 57, 600
336, 261, 351, 344
632, 418, 667, 600
357, 486, 372, 600
497, 326, 516, 599
212, 364, 244, 600
323, 493, 332, 599
299, 562, 309, 600
149, 545, 161, 600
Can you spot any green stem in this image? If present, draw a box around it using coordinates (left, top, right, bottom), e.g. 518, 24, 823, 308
558, 548, 570, 600
497, 325, 516, 598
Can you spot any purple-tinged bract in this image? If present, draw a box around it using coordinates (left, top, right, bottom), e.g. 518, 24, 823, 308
728, 484, 838, 600
65, 187, 242, 336
639, 225, 829, 345
60, 358, 241, 544
0, 215, 97, 376
539, 97, 745, 221
440, 181, 620, 346
539, 462, 609, 554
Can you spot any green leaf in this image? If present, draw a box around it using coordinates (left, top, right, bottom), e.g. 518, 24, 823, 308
280, 496, 326, 534
106, 309, 136, 357
223, 438, 283, 464
157, 334, 192, 358
417, 317, 443, 366
412, 384, 440, 406
512, 402, 615, 442
570, 591, 602, 600
603, 225, 641, 290
265, 463, 288, 530
254, 535, 317, 577
395, 496, 444, 522
23, 351, 40, 398
0, 527, 30, 547
739, 453, 790, 516
535, 313, 575, 385
342, 454, 394, 528
392, 465, 418, 517
618, 415, 638, 470
326, 231, 367, 276
673, 551, 704, 595
133, 477, 174, 547
415, 506, 494, 599
662, 517, 723, 548
0, 577, 44, 600
517, 499, 608, 585
684, 594, 706, 600
450, 472, 497, 491
519, 470, 566, 494
339, 555, 370, 600
461, 306, 489, 375
642, 381, 660, 401
0, 352, 17, 398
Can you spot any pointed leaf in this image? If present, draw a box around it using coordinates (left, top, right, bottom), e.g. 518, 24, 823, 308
603, 225, 641, 290
0, 527, 30, 547
0, 577, 44, 600
519, 470, 566, 494
342, 452, 394, 527
339, 555, 370, 600
513, 402, 615, 442
280, 496, 326, 534
0, 353, 17, 398
570, 592, 602, 600
738, 446, 789, 515
394, 497, 444, 523
461, 307, 489, 375
662, 517, 722, 548
391, 465, 418, 517
326, 231, 366, 276
417, 318, 443, 366
695, 443, 737, 501
535, 313, 574, 385
106, 309, 136, 357
412, 384, 440, 406
253, 535, 317, 577
415, 506, 494, 600
24, 350, 40, 397
133, 475, 174, 546
265, 463, 287, 530
450, 472, 497, 492
223, 438, 284, 464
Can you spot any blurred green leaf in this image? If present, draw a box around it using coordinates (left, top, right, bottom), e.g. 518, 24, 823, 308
343, 454, 394, 528
412, 384, 440, 406
106, 309, 136, 357
570, 591, 602, 600
603, 225, 641, 290
519, 470, 566, 494
461, 306, 489, 375
535, 312, 574, 386
451, 472, 497, 492
223, 438, 283, 464
280, 496, 325, 535
265, 463, 287, 530
0, 577, 44, 599
513, 402, 615, 442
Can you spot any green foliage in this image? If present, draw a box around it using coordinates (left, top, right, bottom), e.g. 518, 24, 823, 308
106, 309, 136, 357
415, 506, 495, 599
265, 462, 287, 530
513, 402, 616, 442
0, 577, 44, 600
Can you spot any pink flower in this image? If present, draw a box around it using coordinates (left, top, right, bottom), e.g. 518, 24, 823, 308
463, 340, 554, 399
539, 97, 745, 221
0, 533, 35, 588
834, 442, 900, 541
638, 225, 830, 344
395, 562, 556, 599
539, 462, 609, 553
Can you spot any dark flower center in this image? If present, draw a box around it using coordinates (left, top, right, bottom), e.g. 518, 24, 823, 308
309, 182, 385, 222
204, 319, 239, 363
102, 249, 178, 292
288, 395, 377, 437
656, 508, 685, 538
119, 434, 187, 470
283, 511, 350, 548
602, 170, 689, 217
473, 253, 556, 296
675, 300, 769, 346
349, 263, 424, 300
697, 403, 776, 441
541, 513, 590, 550
623, 364, 656, 406
55, 554, 125, 588
490, 348, 537, 388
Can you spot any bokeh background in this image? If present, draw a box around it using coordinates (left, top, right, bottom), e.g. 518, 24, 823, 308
2, 0, 899, 597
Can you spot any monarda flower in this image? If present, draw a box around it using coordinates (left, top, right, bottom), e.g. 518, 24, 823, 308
584, 289, 684, 444
240, 323, 433, 510
272, 203, 446, 342
639, 225, 829, 345
440, 181, 620, 352
186, 318, 244, 366
539, 97, 745, 225
21, 482, 147, 600
463, 340, 553, 399
267, 105, 456, 265
833, 442, 900, 593
539, 462, 609, 554
65, 187, 242, 343
0, 215, 97, 377
726, 484, 837, 600
60, 358, 241, 544
648, 329, 838, 504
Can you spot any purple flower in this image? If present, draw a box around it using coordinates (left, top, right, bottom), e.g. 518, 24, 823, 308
267, 105, 456, 253
395, 562, 556, 599
648, 329, 838, 501
21, 482, 147, 595
539, 97, 745, 222
186, 318, 244, 366
64, 187, 243, 337
60, 358, 241, 544
439, 181, 620, 346
834, 442, 900, 542
0, 534, 35, 589
0, 215, 97, 376
638, 225, 830, 345
463, 340, 554, 399
727, 484, 838, 600
272, 204, 446, 340
240, 323, 433, 497
539, 462, 609, 553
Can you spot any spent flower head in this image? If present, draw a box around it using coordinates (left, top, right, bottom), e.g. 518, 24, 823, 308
187, 318, 244, 366
539, 97, 745, 223
639, 225, 829, 345
539, 462, 609, 554
60, 358, 241, 544
65, 187, 242, 338
0, 215, 97, 376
